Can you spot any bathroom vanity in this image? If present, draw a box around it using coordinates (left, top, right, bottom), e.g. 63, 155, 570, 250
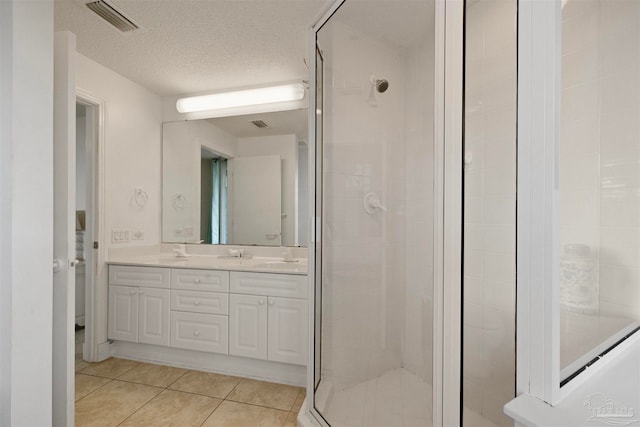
106, 250, 308, 386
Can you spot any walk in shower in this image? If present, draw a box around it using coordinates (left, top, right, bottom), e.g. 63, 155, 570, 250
305, 0, 518, 426
311, 1, 437, 426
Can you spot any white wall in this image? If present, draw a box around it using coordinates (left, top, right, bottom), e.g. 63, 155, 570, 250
0, 0, 54, 424
463, 0, 517, 425
162, 120, 236, 242
77, 53, 163, 248
236, 134, 297, 246
76, 53, 163, 346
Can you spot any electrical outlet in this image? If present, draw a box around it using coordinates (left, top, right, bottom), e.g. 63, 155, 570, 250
132, 230, 144, 240
183, 226, 194, 237
175, 228, 184, 237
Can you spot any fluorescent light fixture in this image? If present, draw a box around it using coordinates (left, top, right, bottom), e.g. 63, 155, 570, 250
176, 83, 305, 114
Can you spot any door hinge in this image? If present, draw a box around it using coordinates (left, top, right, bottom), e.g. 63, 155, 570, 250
93, 241, 99, 249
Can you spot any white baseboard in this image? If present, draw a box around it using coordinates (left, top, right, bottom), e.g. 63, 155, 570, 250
97, 340, 114, 361
113, 341, 307, 387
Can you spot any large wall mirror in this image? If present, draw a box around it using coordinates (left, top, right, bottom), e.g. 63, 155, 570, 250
162, 108, 309, 247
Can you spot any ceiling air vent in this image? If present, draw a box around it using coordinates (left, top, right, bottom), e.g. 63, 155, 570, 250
85, 0, 139, 32
251, 120, 269, 129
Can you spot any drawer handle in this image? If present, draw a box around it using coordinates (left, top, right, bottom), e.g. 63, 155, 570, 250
194, 300, 200, 306
193, 330, 200, 337
259, 299, 265, 305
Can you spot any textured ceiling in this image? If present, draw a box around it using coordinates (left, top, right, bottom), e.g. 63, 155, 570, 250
54, 0, 330, 96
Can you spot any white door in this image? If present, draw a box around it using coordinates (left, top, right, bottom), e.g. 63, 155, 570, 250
138, 287, 170, 346
53, 31, 77, 427
267, 297, 308, 365
229, 294, 268, 359
228, 155, 282, 245
108, 285, 139, 343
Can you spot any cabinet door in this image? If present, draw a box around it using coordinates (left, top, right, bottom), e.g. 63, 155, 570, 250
108, 285, 138, 343
229, 294, 267, 360
138, 287, 170, 346
267, 297, 308, 365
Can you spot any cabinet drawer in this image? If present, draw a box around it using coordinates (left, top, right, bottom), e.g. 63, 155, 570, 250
230, 272, 307, 299
109, 265, 170, 289
171, 290, 229, 315
171, 269, 229, 292
170, 312, 228, 354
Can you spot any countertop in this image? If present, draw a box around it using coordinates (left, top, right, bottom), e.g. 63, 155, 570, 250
107, 253, 308, 275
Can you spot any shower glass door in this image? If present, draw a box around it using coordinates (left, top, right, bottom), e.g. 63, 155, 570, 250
312, 0, 437, 425
462, 0, 517, 426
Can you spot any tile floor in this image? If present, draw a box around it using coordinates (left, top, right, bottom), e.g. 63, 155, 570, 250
75, 333, 305, 427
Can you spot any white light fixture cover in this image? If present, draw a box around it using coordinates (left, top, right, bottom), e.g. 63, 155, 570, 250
176, 83, 305, 114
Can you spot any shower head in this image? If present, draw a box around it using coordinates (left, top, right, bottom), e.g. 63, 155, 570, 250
370, 76, 389, 93
375, 79, 389, 93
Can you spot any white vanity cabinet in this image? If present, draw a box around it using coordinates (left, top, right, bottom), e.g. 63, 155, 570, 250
108, 266, 171, 346
107, 264, 307, 367
229, 272, 308, 365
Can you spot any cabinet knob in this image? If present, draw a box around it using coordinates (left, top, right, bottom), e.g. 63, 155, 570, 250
194, 300, 200, 306
139, 290, 144, 295
195, 279, 201, 284
130, 290, 135, 295
259, 299, 265, 305
193, 330, 200, 337
269, 300, 275, 306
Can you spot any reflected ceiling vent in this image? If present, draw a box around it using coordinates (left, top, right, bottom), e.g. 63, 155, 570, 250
251, 120, 269, 129
85, 0, 139, 32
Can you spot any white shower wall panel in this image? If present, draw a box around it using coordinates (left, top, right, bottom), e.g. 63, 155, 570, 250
320, 20, 407, 392
403, 31, 436, 385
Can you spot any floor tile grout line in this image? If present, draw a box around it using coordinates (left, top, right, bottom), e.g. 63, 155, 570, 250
74, 378, 114, 404
114, 387, 164, 427
165, 387, 229, 400
224, 376, 244, 399
223, 397, 296, 413
165, 369, 191, 389
289, 389, 304, 412
197, 398, 224, 427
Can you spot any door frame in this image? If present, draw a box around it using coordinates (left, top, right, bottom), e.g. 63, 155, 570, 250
303, 0, 464, 426
76, 89, 106, 363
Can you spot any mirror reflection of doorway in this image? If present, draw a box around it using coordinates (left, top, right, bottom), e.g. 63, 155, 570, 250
200, 148, 228, 244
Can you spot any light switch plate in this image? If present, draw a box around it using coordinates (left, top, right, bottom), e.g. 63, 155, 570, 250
111, 229, 130, 243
